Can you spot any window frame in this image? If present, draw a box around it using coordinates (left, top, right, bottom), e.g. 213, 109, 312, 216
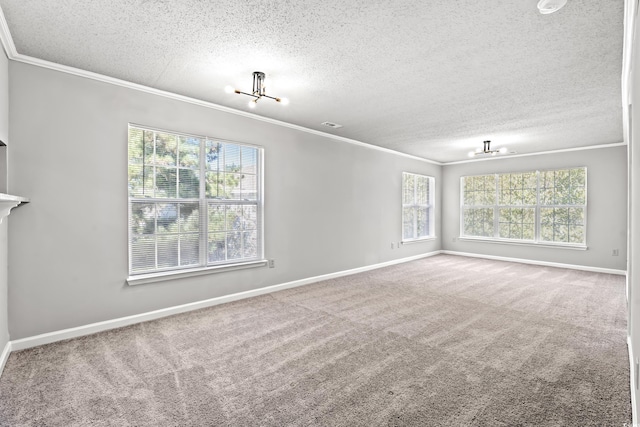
127, 124, 265, 284
401, 172, 435, 243
459, 167, 587, 248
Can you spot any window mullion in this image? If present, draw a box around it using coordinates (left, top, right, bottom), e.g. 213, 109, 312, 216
199, 139, 207, 267
494, 174, 499, 238
535, 170, 540, 242
412, 176, 419, 239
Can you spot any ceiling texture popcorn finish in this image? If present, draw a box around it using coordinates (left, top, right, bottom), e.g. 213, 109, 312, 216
0, 0, 624, 163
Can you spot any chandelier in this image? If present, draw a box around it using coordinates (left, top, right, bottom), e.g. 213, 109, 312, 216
225, 71, 289, 109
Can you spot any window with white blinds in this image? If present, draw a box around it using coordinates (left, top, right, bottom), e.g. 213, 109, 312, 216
461, 167, 587, 246
128, 125, 263, 276
402, 172, 435, 241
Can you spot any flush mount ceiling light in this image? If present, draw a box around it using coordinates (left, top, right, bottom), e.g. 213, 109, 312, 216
468, 140, 509, 158
537, 0, 567, 14
225, 71, 289, 109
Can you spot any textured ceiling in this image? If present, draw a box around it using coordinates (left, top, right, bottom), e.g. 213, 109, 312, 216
0, 0, 624, 163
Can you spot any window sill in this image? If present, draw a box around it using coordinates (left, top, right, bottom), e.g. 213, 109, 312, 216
127, 260, 269, 286
402, 236, 437, 244
457, 236, 587, 250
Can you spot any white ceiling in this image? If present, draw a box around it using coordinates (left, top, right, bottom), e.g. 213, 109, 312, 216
0, 0, 624, 163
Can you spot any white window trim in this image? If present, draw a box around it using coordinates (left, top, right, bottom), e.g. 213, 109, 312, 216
126, 260, 268, 286
401, 172, 435, 242
459, 168, 587, 248
127, 124, 265, 278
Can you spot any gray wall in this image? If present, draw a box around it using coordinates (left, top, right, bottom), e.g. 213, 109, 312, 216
0, 49, 9, 352
7, 62, 442, 339
442, 146, 628, 271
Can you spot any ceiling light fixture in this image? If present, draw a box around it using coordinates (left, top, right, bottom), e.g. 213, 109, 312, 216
225, 71, 288, 109
468, 140, 508, 158
537, 0, 567, 14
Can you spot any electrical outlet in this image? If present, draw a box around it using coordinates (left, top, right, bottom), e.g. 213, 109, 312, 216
612, 249, 619, 256
268, 259, 275, 268
390, 243, 394, 249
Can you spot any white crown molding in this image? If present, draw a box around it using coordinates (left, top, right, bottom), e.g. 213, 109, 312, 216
0, 5, 16, 59
0, 6, 440, 166
443, 142, 627, 165
10, 251, 441, 351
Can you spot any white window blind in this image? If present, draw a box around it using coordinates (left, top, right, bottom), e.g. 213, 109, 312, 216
128, 125, 263, 275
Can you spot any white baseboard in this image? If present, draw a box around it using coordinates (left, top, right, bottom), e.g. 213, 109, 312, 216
10, 251, 441, 351
441, 250, 627, 276
7, 249, 625, 352
0, 340, 10, 377
629, 336, 638, 427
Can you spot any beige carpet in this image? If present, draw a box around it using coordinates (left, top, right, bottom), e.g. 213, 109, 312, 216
0, 254, 631, 426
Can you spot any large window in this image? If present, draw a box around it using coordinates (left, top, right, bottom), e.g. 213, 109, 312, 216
461, 167, 586, 245
128, 125, 263, 276
402, 172, 435, 241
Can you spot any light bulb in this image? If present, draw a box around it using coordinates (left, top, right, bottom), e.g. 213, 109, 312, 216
468, 151, 475, 158
280, 97, 289, 106
248, 100, 256, 109
499, 147, 508, 154
224, 85, 234, 94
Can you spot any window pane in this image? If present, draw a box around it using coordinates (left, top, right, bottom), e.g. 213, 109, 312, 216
155, 166, 177, 198
415, 177, 428, 204
243, 205, 257, 229
206, 171, 225, 198
241, 174, 257, 200
463, 177, 474, 205
155, 133, 177, 166
179, 136, 201, 168
227, 232, 243, 260
206, 141, 223, 171
416, 207, 428, 237
463, 207, 494, 237
131, 236, 155, 272
226, 205, 243, 231
208, 204, 226, 232
226, 173, 242, 198
157, 203, 178, 233
225, 144, 241, 172
180, 234, 199, 266
179, 203, 199, 232
130, 203, 155, 235
403, 207, 415, 239
569, 226, 585, 244
243, 230, 258, 258
157, 235, 179, 268
241, 146, 258, 174
208, 232, 226, 262
128, 165, 154, 198
178, 169, 200, 198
